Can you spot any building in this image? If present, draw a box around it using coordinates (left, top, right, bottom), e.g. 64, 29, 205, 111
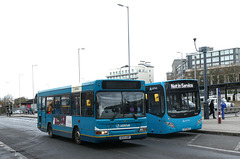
187, 47, 239, 70
169, 59, 187, 80
106, 61, 154, 83
185, 47, 240, 85
167, 47, 240, 82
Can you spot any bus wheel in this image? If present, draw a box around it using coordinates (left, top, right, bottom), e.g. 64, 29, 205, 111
48, 123, 54, 138
73, 127, 82, 145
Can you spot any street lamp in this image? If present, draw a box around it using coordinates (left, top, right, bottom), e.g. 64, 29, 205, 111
118, 4, 131, 79
177, 52, 184, 79
78, 48, 85, 83
193, 38, 209, 119
19, 74, 23, 107
32, 65, 37, 107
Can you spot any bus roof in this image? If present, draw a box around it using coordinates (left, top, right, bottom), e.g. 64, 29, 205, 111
146, 79, 198, 86
38, 79, 145, 96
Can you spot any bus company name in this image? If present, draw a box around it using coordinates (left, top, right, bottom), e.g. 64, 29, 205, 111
171, 83, 194, 89
116, 124, 131, 128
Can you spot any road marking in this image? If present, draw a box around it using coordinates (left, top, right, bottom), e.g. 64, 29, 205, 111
0, 141, 28, 159
188, 144, 240, 154
187, 133, 240, 154
188, 134, 201, 144
234, 141, 240, 151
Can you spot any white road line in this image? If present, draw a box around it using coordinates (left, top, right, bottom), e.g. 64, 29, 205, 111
188, 134, 201, 144
234, 141, 240, 151
188, 144, 240, 154
0, 141, 28, 159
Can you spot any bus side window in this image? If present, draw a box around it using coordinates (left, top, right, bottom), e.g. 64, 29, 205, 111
54, 96, 61, 114
61, 95, 70, 115
81, 92, 94, 117
71, 93, 80, 116
47, 97, 53, 114
42, 97, 46, 111
38, 97, 42, 111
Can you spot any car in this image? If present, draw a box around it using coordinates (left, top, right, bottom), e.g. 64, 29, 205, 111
207, 98, 235, 110
12, 110, 22, 114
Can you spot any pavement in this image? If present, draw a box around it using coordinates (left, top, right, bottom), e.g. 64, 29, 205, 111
0, 112, 240, 158
196, 112, 240, 136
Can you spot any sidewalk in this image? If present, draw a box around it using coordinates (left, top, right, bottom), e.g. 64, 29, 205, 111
11, 113, 38, 118
196, 112, 240, 136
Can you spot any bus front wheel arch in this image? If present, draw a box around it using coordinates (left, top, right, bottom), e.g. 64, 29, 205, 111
73, 126, 82, 145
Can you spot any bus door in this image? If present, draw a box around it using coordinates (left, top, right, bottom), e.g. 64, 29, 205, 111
41, 97, 47, 128
146, 86, 165, 134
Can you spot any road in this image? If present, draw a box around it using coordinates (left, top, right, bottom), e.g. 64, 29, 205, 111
0, 116, 239, 159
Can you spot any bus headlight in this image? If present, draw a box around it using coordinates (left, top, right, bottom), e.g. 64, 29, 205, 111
164, 122, 175, 128
95, 130, 109, 135
139, 127, 147, 132
197, 118, 202, 125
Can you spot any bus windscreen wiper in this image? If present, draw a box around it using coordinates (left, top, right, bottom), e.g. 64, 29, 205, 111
132, 113, 137, 120
111, 112, 119, 121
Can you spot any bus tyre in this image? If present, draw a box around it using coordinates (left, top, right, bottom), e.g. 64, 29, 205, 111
73, 127, 82, 145
48, 123, 54, 138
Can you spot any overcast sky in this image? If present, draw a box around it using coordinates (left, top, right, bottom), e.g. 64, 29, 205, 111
1, 0, 240, 99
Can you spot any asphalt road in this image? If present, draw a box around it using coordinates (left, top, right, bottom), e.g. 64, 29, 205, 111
0, 116, 239, 159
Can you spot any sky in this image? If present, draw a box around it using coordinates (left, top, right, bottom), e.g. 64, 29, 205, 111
1, 0, 240, 99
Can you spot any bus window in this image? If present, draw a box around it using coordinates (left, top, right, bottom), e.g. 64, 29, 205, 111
61, 95, 70, 115
81, 92, 94, 117
71, 93, 80, 116
42, 97, 46, 111
54, 96, 61, 114
47, 97, 53, 114
38, 97, 42, 111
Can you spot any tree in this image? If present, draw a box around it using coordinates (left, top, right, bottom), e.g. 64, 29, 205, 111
0, 94, 14, 113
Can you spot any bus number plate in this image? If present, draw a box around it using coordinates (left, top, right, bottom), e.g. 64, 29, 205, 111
182, 128, 191, 131
119, 136, 131, 140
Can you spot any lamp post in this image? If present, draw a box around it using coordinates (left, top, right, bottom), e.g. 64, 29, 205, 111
32, 65, 37, 107
78, 48, 85, 83
118, 4, 131, 79
177, 52, 184, 79
193, 38, 209, 119
19, 74, 23, 107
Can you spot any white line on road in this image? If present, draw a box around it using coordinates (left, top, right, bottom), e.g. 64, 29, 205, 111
188, 134, 201, 144
234, 141, 240, 151
188, 144, 240, 154
0, 141, 28, 159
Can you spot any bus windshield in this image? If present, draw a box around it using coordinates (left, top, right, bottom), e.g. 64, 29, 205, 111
96, 92, 145, 120
166, 91, 200, 118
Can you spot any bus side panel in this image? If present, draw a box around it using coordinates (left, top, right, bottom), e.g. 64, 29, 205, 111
72, 117, 96, 143
39, 109, 47, 132
147, 113, 164, 134
51, 115, 73, 138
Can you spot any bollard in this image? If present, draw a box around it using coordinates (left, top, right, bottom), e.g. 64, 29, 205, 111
235, 108, 239, 117
218, 111, 221, 124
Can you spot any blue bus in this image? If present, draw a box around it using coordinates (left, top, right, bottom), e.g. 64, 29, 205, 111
37, 79, 147, 144
145, 79, 202, 134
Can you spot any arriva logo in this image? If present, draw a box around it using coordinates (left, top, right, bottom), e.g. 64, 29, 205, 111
116, 124, 131, 128
183, 119, 190, 123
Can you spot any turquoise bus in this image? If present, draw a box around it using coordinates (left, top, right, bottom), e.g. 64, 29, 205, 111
37, 80, 147, 144
145, 79, 202, 134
